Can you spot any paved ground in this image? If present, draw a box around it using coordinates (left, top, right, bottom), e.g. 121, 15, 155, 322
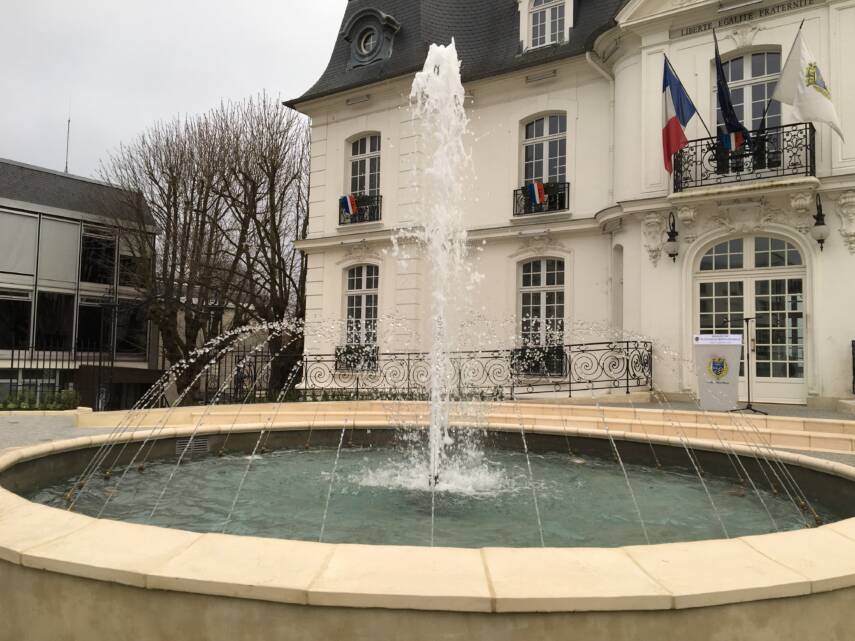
0, 415, 79, 451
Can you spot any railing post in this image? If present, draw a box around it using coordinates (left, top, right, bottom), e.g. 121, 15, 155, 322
406, 353, 411, 399
648, 342, 654, 392
626, 342, 631, 395
564, 347, 571, 398
356, 376, 359, 402
809, 123, 816, 177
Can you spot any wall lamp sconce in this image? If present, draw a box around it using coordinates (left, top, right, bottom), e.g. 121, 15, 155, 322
664, 212, 680, 262
811, 193, 830, 252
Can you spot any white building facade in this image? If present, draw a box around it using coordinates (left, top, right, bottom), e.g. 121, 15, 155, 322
290, 0, 855, 406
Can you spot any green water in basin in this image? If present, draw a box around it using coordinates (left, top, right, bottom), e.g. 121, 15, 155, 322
31, 446, 835, 548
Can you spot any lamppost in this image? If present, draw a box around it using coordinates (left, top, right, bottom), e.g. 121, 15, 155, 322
811, 193, 830, 251
664, 212, 680, 262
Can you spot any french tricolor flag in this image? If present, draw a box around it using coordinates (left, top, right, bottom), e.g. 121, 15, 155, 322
662, 58, 697, 174
719, 130, 746, 152
527, 181, 546, 206
340, 194, 358, 217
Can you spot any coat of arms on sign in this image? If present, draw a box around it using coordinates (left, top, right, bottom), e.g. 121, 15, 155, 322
707, 357, 729, 381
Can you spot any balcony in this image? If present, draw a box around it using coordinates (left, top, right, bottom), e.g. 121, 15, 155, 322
513, 182, 570, 217
673, 123, 815, 193
339, 194, 382, 225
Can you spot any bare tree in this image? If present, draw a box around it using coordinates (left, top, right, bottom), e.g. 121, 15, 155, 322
210, 94, 310, 392
100, 95, 310, 396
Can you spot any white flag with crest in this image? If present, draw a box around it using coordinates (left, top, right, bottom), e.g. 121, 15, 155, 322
773, 31, 844, 141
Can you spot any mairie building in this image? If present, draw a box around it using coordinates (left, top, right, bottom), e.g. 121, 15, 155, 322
288, 0, 855, 407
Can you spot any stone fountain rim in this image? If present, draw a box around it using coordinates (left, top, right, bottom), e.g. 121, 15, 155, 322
2, 411, 855, 614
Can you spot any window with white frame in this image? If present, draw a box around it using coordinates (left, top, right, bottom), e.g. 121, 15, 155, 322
523, 114, 567, 185
715, 51, 782, 131
345, 265, 379, 346
349, 134, 381, 196
530, 0, 565, 48
520, 258, 565, 347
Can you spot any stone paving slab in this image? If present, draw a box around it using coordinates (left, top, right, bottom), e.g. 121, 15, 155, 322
0, 416, 78, 451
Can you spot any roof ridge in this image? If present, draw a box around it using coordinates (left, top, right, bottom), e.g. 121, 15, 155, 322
0, 157, 117, 191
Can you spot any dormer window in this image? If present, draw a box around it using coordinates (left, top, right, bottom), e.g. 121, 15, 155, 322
341, 8, 401, 70
530, 0, 566, 48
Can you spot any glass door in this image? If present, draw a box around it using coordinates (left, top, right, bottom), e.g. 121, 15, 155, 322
695, 236, 807, 405
697, 276, 806, 404
752, 277, 805, 403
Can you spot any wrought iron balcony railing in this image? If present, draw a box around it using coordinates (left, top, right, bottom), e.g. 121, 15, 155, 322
339, 194, 382, 225
513, 182, 570, 216
303, 341, 653, 400
334, 344, 379, 372
673, 123, 815, 192
511, 345, 566, 377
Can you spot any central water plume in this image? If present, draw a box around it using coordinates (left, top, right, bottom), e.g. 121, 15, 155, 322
409, 41, 470, 484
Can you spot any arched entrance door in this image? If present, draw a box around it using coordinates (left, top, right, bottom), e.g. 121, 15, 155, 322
694, 235, 807, 404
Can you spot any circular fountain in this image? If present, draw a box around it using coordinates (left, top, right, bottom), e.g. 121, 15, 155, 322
3, 405, 855, 641
3, 43, 855, 641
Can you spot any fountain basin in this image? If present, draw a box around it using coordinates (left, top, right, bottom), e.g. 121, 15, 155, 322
3, 403, 855, 641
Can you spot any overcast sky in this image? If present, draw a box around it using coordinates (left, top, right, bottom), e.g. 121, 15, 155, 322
0, 0, 347, 179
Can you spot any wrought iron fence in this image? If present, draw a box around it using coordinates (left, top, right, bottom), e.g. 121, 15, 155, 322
339, 194, 382, 225
301, 341, 653, 400
0, 347, 111, 409
513, 182, 570, 217
673, 123, 815, 192
851, 340, 854, 395
335, 344, 380, 372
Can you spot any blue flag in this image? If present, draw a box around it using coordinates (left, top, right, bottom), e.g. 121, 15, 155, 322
714, 30, 751, 148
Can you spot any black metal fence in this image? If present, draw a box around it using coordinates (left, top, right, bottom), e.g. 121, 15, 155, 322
513, 182, 570, 216
0, 348, 108, 409
673, 123, 815, 192
851, 340, 854, 395
1, 340, 654, 409
0, 345, 163, 411
301, 341, 653, 401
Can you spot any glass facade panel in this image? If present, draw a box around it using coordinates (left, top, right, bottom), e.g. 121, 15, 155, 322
0, 295, 31, 349
35, 292, 75, 350
116, 301, 148, 355
80, 232, 116, 285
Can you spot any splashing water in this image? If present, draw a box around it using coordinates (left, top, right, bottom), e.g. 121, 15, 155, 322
409, 41, 471, 485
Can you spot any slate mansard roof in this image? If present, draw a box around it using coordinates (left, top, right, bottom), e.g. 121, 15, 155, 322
287, 0, 627, 108
0, 158, 153, 225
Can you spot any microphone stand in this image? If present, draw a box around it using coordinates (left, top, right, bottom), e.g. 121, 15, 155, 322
730, 316, 767, 415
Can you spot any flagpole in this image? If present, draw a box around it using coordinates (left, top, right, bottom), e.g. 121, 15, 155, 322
758, 19, 805, 127
664, 54, 714, 138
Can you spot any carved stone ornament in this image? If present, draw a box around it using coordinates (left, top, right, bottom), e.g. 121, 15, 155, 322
642, 213, 665, 265
787, 191, 815, 234
511, 231, 567, 258
837, 191, 855, 254
339, 240, 383, 264
676, 206, 697, 243
726, 26, 760, 50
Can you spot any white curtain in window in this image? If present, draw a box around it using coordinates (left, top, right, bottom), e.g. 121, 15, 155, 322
38, 217, 80, 286
0, 212, 38, 276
